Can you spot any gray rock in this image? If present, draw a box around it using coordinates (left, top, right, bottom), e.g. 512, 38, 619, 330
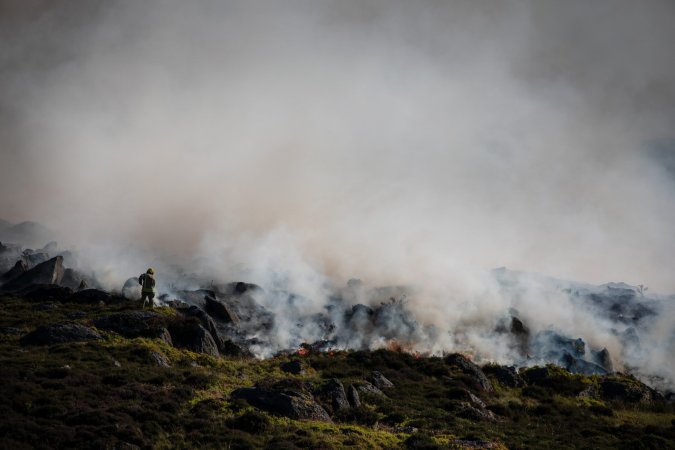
20, 322, 102, 345
445, 354, 493, 392
600, 378, 655, 403
93, 311, 170, 339
561, 352, 608, 375
0, 260, 27, 284
205, 295, 240, 324
592, 348, 614, 373
60, 268, 92, 291
370, 371, 394, 389
347, 384, 361, 408
324, 378, 350, 414
231, 387, 331, 422
121, 277, 142, 300
14, 284, 73, 302
485, 365, 525, 388
354, 381, 385, 397
456, 402, 497, 422
150, 351, 172, 368
169, 321, 219, 357
0, 256, 65, 292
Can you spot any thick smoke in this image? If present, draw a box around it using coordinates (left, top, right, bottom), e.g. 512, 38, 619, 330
1, 1, 674, 386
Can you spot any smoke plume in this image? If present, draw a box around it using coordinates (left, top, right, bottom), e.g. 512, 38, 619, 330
1, 1, 674, 386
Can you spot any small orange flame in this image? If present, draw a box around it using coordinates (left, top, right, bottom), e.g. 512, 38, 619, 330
297, 347, 310, 356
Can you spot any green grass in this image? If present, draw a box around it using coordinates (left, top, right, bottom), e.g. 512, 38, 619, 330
1, 293, 674, 449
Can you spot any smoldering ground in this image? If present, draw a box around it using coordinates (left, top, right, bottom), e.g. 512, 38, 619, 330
1, 1, 674, 387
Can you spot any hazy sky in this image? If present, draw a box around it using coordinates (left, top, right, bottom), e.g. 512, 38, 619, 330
1, 0, 674, 291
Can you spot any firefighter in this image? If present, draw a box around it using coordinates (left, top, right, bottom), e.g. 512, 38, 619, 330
138, 268, 156, 309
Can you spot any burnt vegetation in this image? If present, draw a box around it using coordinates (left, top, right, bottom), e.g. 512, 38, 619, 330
0, 292, 674, 449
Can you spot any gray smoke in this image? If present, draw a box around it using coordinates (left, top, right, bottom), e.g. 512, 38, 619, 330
1, 1, 674, 387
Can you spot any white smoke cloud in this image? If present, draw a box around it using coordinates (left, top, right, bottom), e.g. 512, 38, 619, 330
1, 0, 674, 387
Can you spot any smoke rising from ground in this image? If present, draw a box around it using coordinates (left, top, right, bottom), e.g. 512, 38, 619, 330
1, 1, 674, 384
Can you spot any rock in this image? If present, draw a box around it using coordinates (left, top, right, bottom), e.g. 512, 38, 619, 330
445, 354, 494, 392
354, 381, 385, 397
60, 268, 89, 290
592, 348, 614, 373
323, 378, 350, 414
600, 377, 655, 403
219, 338, 251, 357
0, 260, 28, 284
121, 277, 141, 300
561, 352, 607, 375
22, 252, 50, 268
92, 311, 170, 339
0, 256, 65, 292
20, 322, 103, 345
231, 387, 331, 422
158, 328, 173, 346
150, 351, 171, 368
14, 284, 73, 302
456, 402, 497, 422
280, 360, 304, 375
204, 295, 240, 324
346, 384, 361, 408
169, 320, 219, 357
370, 371, 394, 389
484, 365, 525, 388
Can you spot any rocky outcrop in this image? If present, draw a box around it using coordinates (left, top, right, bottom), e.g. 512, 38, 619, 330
445, 354, 494, 392
169, 320, 220, 357
600, 377, 655, 403
121, 277, 141, 299
347, 384, 361, 408
13, 284, 73, 302
322, 378, 350, 414
93, 311, 170, 339
592, 348, 614, 373
0, 260, 27, 284
561, 352, 608, 375
483, 365, 525, 388
20, 322, 102, 345
0, 256, 65, 292
354, 381, 385, 397
204, 295, 240, 324
231, 387, 331, 422
370, 371, 394, 389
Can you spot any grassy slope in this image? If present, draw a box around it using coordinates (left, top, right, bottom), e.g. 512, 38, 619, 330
0, 295, 673, 449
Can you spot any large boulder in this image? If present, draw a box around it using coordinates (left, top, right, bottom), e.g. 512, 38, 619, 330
169, 320, 219, 357
445, 354, 494, 392
561, 352, 607, 375
13, 284, 73, 302
321, 379, 350, 415
204, 295, 240, 324
0, 260, 28, 284
0, 256, 65, 292
92, 311, 170, 339
231, 387, 331, 422
600, 377, 655, 403
60, 268, 92, 291
370, 371, 394, 389
483, 365, 525, 388
121, 277, 142, 299
20, 323, 102, 345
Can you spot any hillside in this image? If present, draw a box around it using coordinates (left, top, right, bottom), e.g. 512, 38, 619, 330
1, 289, 674, 449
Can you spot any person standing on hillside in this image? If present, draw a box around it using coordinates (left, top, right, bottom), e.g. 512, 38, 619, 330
138, 268, 156, 309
